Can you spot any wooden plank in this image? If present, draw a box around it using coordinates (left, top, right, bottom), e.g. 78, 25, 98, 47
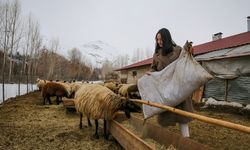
109, 119, 155, 150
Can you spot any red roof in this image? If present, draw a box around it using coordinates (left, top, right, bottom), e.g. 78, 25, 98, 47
115, 57, 153, 71
115, 31, 250, 71
193, 31, 250, 55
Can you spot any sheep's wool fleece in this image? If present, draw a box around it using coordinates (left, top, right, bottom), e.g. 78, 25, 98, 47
74, 84, 122, 120
104, 82, 118, 92
70, 82, 83, 93
58, 82, 72, 97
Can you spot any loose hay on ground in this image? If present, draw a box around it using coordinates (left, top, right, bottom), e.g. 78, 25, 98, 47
1, 91, 250, 149
0, 91, 122, 150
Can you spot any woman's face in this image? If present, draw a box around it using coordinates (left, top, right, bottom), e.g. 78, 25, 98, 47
156, 33, 163, 48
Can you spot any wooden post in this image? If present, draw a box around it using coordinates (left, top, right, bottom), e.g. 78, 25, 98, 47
224, 79, 228, 101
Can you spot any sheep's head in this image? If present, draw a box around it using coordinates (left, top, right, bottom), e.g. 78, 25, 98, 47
69, 91, 76, 98
121, 97, 142, 118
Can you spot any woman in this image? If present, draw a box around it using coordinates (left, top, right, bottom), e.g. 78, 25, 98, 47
150, 28, 194, 137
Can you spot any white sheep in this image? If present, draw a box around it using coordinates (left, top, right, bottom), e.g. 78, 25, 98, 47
74, 84, 141, 139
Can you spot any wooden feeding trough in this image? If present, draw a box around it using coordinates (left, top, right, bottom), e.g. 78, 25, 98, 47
62, 99, 75, 107
110, 113, 210, 150
62, 99, 210, 149
62, 98, 76, 112
62, 98, 250, 150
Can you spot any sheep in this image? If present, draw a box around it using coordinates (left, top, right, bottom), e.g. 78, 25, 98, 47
42, 82, 73, 105
69, 82, 84, 98
118, 83, 141, 99
36, 78, 49, 91
104, 81, 120, 94
74, 84, 141, 139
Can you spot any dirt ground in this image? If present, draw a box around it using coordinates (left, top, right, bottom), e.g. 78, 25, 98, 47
0, 91, 250, 150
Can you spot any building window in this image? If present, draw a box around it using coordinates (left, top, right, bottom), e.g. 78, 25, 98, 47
132, 70, 137, 77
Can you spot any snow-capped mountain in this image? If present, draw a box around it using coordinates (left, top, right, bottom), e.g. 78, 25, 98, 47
81, 40, 120, 68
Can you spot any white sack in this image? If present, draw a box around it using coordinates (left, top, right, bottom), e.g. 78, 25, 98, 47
138, 49, 213, 119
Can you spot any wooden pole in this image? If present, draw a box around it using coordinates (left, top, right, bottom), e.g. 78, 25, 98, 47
224, 79, 228, 101
131, 99, 250, 134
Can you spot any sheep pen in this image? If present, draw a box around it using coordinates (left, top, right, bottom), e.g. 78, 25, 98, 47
74, 84, 141, 139
1, 91, 250, 149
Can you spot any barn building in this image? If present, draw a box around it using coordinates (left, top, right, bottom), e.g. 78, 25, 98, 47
115, 17, 250, 104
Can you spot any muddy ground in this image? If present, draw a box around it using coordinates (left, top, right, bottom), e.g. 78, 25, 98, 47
0, 91, 250, 150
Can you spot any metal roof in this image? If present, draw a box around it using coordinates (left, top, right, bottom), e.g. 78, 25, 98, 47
193, 31, 250, 55
115, 31, 250, 71
115, 57, 152, 71
195, 44, 250, 61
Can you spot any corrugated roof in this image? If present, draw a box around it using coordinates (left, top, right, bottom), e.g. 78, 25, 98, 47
115, 31, 250, 71
115, 57, 153, 71
195, 44, 250, 61
193, 31, 250, 55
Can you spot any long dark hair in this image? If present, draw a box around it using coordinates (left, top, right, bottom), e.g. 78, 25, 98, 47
155, 28, 176, 56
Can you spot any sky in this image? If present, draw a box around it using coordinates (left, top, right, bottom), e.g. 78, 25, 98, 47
20, 0, 250, 57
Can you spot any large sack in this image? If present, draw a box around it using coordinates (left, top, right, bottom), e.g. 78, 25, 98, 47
138, 49, 213, 119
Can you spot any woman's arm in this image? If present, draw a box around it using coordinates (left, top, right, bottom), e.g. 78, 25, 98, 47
151, 52, 159, 72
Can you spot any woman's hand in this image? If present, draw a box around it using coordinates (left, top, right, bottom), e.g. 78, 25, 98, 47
146, 71, 152, 75
184, 40, 194, 55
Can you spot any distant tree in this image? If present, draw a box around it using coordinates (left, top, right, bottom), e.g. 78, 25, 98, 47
113, 54, 129, 68
131, 47, 153, 63
100, 60, 114, 80
0, 1, 10, 101
68, 47, 82, 80
21, 13, 42, 91
145, 47, 153, 59
47, 38, 59, 79
131, 48, 145, 63
90, 68, 101, 81
7, 0, 22, 82
68, 47, 82, 64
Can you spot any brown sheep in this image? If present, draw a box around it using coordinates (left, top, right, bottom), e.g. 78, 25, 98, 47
36, 78, 49, 91
42, 82, 72, 105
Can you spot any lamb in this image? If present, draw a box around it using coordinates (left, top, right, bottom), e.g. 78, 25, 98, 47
74, 84, 141, 139
42, 82, 73, 105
